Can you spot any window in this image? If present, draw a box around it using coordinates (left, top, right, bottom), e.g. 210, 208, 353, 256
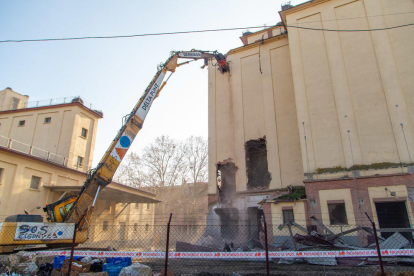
44, 117, 51, 123
134, 223, 138, 232
59, 207, 66, 218
30, 176, 41, 190
103, 221, 109, 231
0, 168, 3, 184
328, 203, 348, 225
146, 203, 150, 210
283, 209, 294, 224
145, 224, 149, 232
135, 203, 139, 209
81, 128, 88, 138
18, 120, 25, 126
12, 98, 20, 110
64, 202, 74, 213
77, 156, 83, 167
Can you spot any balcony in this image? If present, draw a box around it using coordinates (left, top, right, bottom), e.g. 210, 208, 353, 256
0, 135, 91, 171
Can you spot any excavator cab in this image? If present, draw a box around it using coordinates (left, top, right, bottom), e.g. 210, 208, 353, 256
43, 195, 77, 223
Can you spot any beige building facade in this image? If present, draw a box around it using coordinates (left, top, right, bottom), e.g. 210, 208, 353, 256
0, 88, 158, 235
208, 0, 414, 239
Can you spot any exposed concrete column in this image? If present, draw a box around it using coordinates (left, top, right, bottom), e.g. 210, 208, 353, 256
229, 58, 248, 192
365, 0, 414, 164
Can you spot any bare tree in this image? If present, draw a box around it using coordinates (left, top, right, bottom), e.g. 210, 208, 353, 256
141, 135, 187, 188
114, 135, 209, 223
184, 136, 208, 184
114, 152, 147, 188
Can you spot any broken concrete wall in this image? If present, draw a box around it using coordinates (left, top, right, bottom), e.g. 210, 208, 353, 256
216, 158, 238, 204
245, 137, 271, 189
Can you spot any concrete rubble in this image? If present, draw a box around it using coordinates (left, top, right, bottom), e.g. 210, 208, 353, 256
119, 263, 152, 276
175, 215, 414, 268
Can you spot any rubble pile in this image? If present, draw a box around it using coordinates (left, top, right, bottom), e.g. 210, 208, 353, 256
176, 216, 414, 268
1, 253, 152, 276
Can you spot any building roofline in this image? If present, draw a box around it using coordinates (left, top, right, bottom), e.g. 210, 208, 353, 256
0, 102, 103, 118
1, 88, 29, 98
278, 0, 330, 25
228, 33, 287, 55
109, 181, 157, 197
239, 24, 284, 39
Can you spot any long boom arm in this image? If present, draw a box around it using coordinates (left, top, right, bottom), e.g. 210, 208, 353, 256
47, 50, 229, 229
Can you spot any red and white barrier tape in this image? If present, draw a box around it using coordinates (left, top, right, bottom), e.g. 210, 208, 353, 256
36, 249, 414, 259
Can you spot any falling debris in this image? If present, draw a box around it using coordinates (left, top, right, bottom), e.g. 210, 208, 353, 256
245, 137, 271, 189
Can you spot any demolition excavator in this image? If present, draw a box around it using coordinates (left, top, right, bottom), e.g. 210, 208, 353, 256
0, 50, 229, 252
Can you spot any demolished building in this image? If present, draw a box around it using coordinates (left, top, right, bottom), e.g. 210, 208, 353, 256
207, 0, 414, 245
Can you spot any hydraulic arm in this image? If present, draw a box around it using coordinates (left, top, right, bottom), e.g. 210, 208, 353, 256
44, 50, 229, 230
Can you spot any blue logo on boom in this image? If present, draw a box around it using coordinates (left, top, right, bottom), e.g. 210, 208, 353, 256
119, 136, 131, 148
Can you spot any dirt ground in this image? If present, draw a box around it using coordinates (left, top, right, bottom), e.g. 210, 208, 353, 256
1, 252, 413, 276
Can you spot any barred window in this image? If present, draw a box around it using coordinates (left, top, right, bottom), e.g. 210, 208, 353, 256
30, 176, 41, 190
145, 224, 149, 232
134, 223, 138, 232
283, 209, 294, 224
44, 117, 51, 123
77, 156, 83, 167
81, 128, 88, 138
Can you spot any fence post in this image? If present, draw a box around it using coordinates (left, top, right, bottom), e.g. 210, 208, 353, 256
163, 213, 172, 276
263, 214, 270, 276
365, 212, 385, 276
67, 223, 78, 276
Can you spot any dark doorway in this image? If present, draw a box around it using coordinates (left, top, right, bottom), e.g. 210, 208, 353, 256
215, 207, 239, 239
375, 201, 411, 240
247, 207, 263, 239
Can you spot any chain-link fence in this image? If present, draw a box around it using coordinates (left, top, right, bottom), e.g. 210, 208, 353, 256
1, 222, 414, 275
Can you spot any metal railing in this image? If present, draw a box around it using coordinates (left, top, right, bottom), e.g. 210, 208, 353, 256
0, 96, 102, 116
0, 135, 68, 167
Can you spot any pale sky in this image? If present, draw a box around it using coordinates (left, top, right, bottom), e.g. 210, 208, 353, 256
0, 0, 306, 166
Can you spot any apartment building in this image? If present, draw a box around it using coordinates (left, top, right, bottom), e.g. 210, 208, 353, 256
0, 88, 158, 232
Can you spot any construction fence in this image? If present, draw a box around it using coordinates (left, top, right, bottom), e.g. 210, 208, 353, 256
1, 222, 414, 275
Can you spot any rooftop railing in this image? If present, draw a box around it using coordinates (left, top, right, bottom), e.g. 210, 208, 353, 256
0, 96, 103, 117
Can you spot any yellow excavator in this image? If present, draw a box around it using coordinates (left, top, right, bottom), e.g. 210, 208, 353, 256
0, 50, 229, 252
